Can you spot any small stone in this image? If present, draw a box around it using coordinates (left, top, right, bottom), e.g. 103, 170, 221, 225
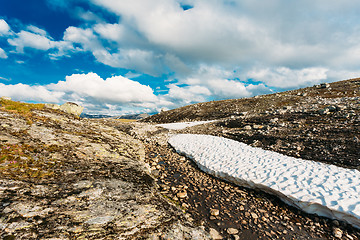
252, 124, 264, 130
209, 228, 222, 240
210, 209, 220, 216
227, 228, 239, 235
327, 105, 337, 112
333, 227, 343, 238
320, 83, 330, 88
251, 212, 258, 219
270, 118, 279, 123
177, 191, 187, 198
319, 108, 329, 115
243, 125, 252, 130
332, 220, 340, 226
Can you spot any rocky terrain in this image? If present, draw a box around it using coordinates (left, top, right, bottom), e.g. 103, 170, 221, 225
0, 78, 359, 239
140, 78, 360, 239
0, 99, 209, 239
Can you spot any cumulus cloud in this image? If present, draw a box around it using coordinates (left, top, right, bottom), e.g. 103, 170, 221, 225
0, 73, 160, 115
0, 48, 8, 59
3, 1, 360, 114
8, 30, 54, 52
84, 0, 360, 86
0, 83, 64, 103
246, 67, 329, 89
49, 72, 157, 103
0, 19, 10, 35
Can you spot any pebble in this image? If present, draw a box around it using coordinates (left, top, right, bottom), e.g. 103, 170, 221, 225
333, 228, 343, 238
210, 209, 220, 216
209, 228, 222, 240
227, 228, 239, 235
243, 125, 252, 130
251, 212, 258, 219
177, 191, 187, 198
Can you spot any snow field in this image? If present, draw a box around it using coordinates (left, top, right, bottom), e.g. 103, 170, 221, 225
168, 134, 360, 229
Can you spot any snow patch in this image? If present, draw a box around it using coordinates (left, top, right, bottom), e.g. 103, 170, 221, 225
156, 120, 215, 130
169, 134, 360, 229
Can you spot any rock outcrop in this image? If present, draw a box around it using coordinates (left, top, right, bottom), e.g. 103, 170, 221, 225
45, 102, 84, 116
59, 102, 84, 116
0, 99, 210, 239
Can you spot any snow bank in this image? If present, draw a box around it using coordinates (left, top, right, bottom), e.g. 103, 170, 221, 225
156, 120, 215, 130
169, 134, 360, 229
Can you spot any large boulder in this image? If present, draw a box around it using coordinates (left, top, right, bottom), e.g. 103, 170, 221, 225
59, 102, 84, 116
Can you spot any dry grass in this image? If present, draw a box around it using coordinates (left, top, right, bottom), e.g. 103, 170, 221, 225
0, 143, 56, 180
0, 99, 45, 124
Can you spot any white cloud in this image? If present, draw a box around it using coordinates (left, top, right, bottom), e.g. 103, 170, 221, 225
86, 0, 360, 86
0, 48, 8, 59
166, 84, 211, 104
8, 30, 54, 52
49, 72, 157, 103
0, 72, 160, 115
0, 83, 64, 103
246, 67, 329, 89
27, 25, 48, 36
93, 23, 124, 42
0, 19, 10, 35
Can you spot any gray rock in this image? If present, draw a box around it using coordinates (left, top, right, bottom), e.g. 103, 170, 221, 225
210, 208, 220, 216
333, 227, 343, 238
243, 125, 252, 130
227, 228, 239, 235
209, 228, 223, 239
60, 102, 84, 116
320, 83, 330, 88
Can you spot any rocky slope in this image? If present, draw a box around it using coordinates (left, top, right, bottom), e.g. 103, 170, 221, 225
0, 99, 209, 239
139, 78, 360, 239
1, 78, 359, 240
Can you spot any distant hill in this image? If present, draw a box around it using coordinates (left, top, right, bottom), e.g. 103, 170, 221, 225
113, 113, 150, 120
80, 113, 113, 118
143, 78, 360, 123
81, 113, 150, 120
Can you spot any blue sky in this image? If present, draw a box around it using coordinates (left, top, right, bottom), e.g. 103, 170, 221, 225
1, 0, 360, 115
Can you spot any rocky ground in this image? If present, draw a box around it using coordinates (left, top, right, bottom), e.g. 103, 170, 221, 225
0, 99, 210, 239
139, 78, 360, 239
1, 78, 359, 239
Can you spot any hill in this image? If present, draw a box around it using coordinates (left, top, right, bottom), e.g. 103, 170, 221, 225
144, 78, 360, 123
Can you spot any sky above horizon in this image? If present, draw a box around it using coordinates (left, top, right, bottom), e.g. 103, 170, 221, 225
1, 0, 360, 115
